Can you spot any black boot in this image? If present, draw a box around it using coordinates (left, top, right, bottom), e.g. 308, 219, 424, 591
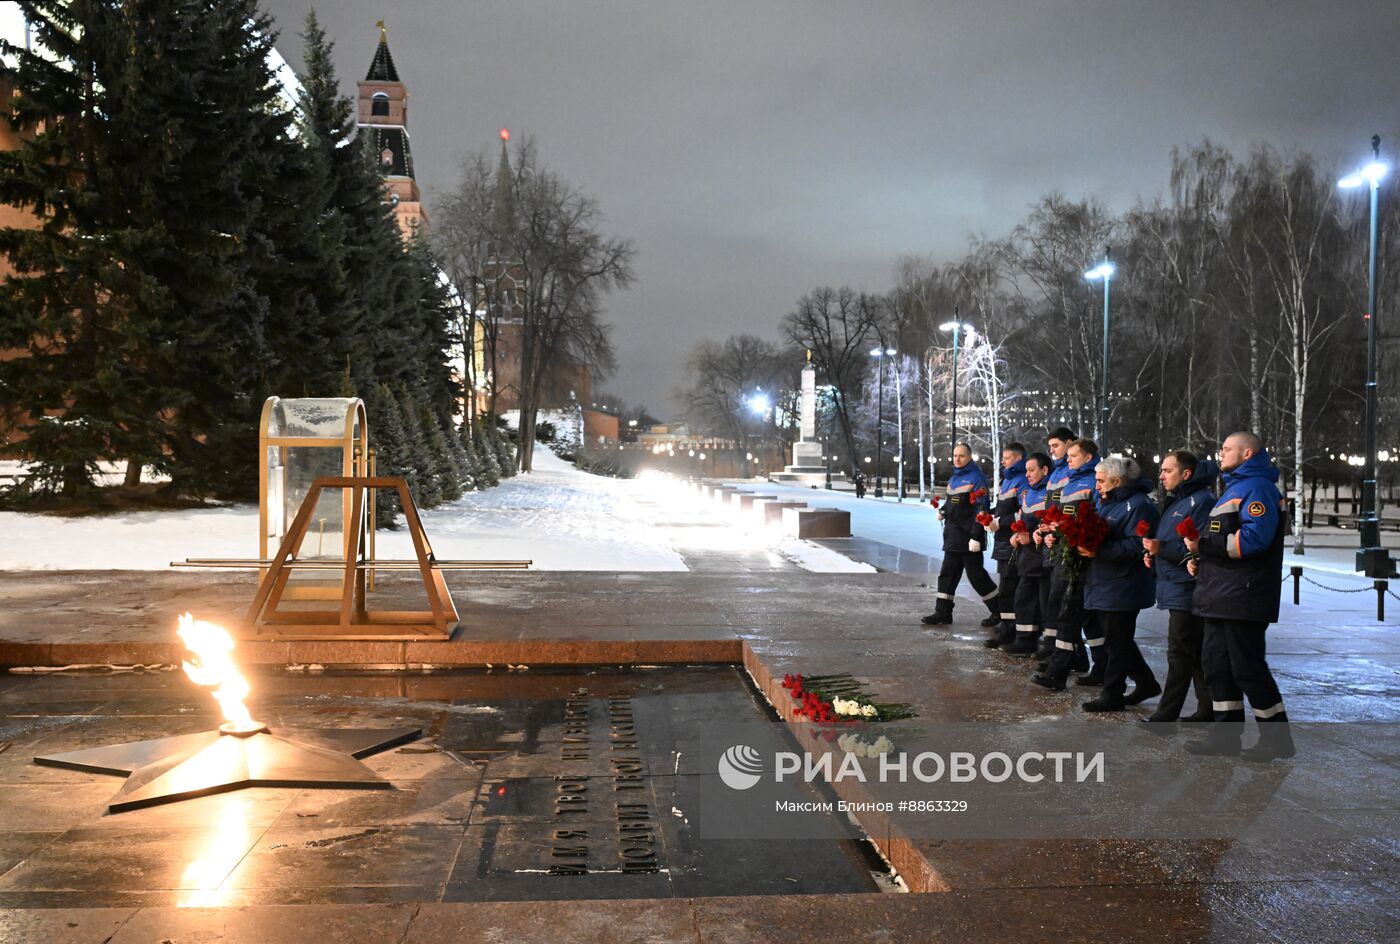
1035, 636, 1056, 660
1241, 718, 1296, 762
1074, 658, 1102, 687
1002, 633, 1038, 656
1184, 723, 1241, 757
921, 600, 954, 625
1031, 671, 1067, 691
1124, 678, 1162, 706
1083, 695, 1126, 712
980, 613, 1000, 627
983, 621, 1015, 649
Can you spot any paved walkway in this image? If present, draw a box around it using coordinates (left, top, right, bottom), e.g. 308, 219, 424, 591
1, 472, 1398, 941
0, 563, 1397, 940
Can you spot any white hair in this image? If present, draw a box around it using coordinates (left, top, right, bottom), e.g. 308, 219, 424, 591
1099, 456, 1139, 484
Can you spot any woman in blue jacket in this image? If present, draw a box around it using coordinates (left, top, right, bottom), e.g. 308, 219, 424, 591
1080, 456, 1160, 712
1141, 451, 1217, 725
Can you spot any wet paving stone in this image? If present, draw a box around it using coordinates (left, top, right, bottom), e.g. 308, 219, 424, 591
0, 665, 879, 905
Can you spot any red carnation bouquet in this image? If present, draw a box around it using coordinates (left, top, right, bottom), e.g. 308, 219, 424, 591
781, 672, 915, 722
1052, 503, 1111, 585
970, 488, 987, 503
1135, 519, 1151, 538
929, 495, 941, 509
1008, 518, 1029, 564
1175, 517, 1200, 564
976, 511, 994, 527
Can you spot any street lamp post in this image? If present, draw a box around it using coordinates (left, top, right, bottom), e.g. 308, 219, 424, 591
1339, 136, 1392, 577
747, 391, 771, 479
869, 346, 896, 498
938, 314, 972, 464
1084, 249, 1116, 452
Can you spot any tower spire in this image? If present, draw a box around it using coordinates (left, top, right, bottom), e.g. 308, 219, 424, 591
494, 129, 515, 234
366, 21, 399, 82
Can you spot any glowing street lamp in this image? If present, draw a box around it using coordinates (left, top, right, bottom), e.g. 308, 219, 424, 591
745, 391, 772, 477
1084, 249, 1116, 451
1339, 135, 1392, 577
939, 314, 973, 463
869, 345, 897, 497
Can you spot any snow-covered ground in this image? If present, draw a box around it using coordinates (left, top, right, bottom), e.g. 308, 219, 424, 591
0, 449, 867, 573
741, 481, 948, 557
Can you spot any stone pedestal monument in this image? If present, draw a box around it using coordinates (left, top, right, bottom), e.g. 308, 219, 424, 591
770, 352, 846, 486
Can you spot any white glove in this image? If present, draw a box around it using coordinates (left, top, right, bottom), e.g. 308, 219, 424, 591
968, 540, 981, 553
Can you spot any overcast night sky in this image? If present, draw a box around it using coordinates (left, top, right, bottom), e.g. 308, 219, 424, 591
262, 0, 1400, 415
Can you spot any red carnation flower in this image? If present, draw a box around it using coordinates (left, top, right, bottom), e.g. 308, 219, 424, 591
1135, 519, 1151, 538
1011, 520, 1028, 533
976, 511, 994, 527
930, 495, 941, 509
1175, 518, 1199, 541
970, 488, 987, 501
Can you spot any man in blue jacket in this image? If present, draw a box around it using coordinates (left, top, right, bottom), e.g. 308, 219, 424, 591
983, 443, 1028, 648
1035, 427, 1078, 660
922, 442, 999, 625
1004, 451, 1052, 655
1183, 432, 1293, 761
1141, 451, 1217, 725
1033, 437, 1102, 690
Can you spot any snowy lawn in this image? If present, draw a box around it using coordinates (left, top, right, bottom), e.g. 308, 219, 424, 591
0, 449, 868, 573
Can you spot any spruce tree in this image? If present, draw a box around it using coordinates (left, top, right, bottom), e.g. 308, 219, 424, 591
458, 422, 483, 490
451, 425, 476, 492
422, 404, 462, 503
396, 385, 440, 507
365, 383, 405, 528
138, 0, 308, 497
0, 2, 176, 496
474, 424, 501, 488
296, 12, 398, 398
495, 429, 517, 477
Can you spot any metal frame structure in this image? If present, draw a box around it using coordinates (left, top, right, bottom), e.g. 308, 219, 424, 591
244, 475, 479, 640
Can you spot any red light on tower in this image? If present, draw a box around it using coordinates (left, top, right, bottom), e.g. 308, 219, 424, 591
499, 128, 510, 142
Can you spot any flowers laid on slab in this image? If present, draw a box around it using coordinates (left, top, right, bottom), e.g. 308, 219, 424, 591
780, 672, 916, 722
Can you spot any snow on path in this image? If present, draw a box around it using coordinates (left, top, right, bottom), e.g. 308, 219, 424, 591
0, 448, 686, 572
0, 449, 866, 573
380, 448, 686, 571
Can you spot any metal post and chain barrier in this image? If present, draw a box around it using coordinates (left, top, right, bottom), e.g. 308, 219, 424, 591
1289, 564, 1390, 621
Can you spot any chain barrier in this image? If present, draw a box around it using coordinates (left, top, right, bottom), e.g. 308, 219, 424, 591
1298, 574, 1373, 594
1288, 566, 1391, 621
